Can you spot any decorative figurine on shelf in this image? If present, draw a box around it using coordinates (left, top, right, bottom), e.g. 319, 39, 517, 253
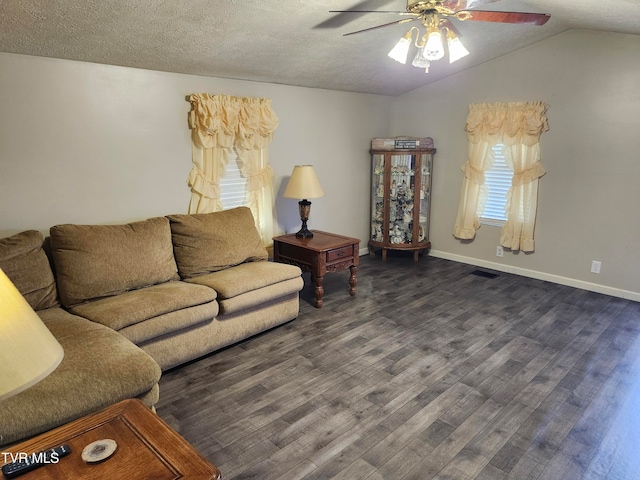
398, 180, 407, 198
390, 224, 404, 244
390, 179, 397, 198
373, 223, 383, 242
403, 203, 413, 224
376, 182, 384, 198
374, 203, 383, 222
419, 225, 425, 242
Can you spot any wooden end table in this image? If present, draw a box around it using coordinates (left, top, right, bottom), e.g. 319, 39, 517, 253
273, 230, 360, 308
0, 399, 220, 479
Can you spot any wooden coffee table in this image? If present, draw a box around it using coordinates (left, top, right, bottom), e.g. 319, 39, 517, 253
273, 230, 360, 308
0, 399, 220, 479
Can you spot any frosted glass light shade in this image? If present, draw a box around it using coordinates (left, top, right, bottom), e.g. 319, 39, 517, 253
411, 47, 430, 69
424, 30, 445, 61
283, 165, 325, 200
388, 30, 413, 64
0, 269, 64, 401
448, 36, 470, 63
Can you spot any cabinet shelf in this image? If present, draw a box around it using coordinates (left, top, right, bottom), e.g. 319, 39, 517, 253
369, 137, 435, 262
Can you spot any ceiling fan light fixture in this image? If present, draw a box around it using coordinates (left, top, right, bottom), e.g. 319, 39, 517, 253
335, 1, 551, 75
446, 30, 469, 63
388, 28, 415, 64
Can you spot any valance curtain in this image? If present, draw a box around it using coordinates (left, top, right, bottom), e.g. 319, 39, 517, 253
187, 93, 279, 246
453, 101, 548, 252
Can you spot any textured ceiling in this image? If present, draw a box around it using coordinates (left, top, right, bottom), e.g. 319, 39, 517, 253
0, 0, 639, 96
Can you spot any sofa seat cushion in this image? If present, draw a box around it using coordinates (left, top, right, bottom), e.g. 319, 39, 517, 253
0, 307, 161, 446
50, 217, 179, 307
216, 278, 303, 315
0, 230, 58, 310
186, 261, 303, 315
167, 207, 268, 279
69, 281, 218, 342
186, 261, 302, 299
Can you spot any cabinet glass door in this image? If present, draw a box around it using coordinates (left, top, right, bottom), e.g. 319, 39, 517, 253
417, 153, 432, 243
389, 153, 416, 245
371, 154, 385, 242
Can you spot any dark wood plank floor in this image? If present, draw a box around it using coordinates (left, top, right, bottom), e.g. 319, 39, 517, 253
157, 254, 640, 480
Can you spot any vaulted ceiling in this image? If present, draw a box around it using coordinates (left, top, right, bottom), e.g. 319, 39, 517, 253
1, 0, 639, 96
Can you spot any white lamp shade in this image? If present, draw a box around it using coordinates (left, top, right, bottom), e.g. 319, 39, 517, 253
424, 29, 445, 61
283, 165, 325, 200
447, 36, 470, 63
0, 269, 64, 401
388, 35, 412, 64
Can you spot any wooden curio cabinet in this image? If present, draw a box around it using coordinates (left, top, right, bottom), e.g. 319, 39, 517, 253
369, 137, 435, 261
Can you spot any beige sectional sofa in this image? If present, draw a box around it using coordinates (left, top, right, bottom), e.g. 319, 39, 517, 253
0, 207, 303, 447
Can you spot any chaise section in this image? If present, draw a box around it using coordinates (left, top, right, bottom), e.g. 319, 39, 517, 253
0, 307, 161, 447
0, 230, 162, 447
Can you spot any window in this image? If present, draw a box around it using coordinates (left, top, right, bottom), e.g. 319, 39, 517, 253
481, 144, 512, 226
453, 102, 547, 251
219, 155, 248, 209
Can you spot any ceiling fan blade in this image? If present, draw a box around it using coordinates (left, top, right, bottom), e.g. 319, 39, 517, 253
441, 0, 500, 11
315, 0, 398, 29
343, 17, 419, 36
461, 10, 550, 25
329, 10, 416, 16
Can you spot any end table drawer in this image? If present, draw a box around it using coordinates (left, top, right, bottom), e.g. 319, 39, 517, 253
327, 246, 353, 262
279, 243, 314, 264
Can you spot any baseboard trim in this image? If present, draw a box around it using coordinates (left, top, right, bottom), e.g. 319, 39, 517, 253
428, 250, 640, 303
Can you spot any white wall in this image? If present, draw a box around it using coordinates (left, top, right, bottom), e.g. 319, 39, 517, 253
0, 52, 393, 246
3, 30, 639, 300
393, 29, 640, 300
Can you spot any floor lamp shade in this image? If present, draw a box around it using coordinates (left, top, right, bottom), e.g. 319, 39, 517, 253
0, 269, 64, 401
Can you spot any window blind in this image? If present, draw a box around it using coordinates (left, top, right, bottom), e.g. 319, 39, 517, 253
220, 157, 248, 209
481, 144, 512, 226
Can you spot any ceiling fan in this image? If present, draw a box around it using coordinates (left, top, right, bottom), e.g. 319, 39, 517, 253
330, 0, 550, 73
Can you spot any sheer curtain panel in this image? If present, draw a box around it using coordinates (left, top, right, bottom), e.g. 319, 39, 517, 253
187, 93, 279, 246
453, 101, 548, 252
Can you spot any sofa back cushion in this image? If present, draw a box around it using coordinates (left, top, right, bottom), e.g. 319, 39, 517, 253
50, 217, 179, 307
167, 207, 268, 279
0, 230, 59, 310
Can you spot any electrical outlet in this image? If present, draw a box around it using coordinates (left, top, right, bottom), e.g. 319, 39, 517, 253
591, 260, 601, 274
496, 246, 504, 258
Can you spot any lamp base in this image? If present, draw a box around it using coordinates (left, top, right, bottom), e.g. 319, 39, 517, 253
295, 225, 314, 238
296, 200, 313, 238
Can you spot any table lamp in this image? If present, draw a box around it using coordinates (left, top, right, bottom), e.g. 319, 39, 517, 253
0, 268, 64, 401
283, 165, 325, 238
